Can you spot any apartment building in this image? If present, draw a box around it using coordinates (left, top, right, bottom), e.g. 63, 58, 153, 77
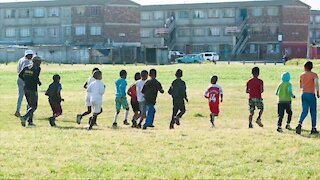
0, 0, 140, 47
310, 10, 320, 45
140, 0, 310, 60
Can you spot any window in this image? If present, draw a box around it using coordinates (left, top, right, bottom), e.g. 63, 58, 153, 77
267, 44, 280, 54
208, 9, 219, 18
249, 44, 256, 53
268, 26, 279, 35
252, 7, 262, 17
90, 6, 101, 16
19, 9, 30, 18
75, 6, 85, 16
20, 28, 30, 37
141, 12, 151, 21
193, 28, 205, 36
315, 16, 320, 24
208, 45, 219, 52
316, 31, 320, 38
252, 26, 263, 34
178, 11, 190, 19
5, 9, 15, 18
65, 27, 71, 36
154, 11, 164, 20
48, 7, 59, 17
193, 10, 205, 19
209, 27, 220, 36
5, 28, 15, 37
267, 7, 279, 16
178, 28, 191, 37
34, 28, 45, 37
34, 8, 45, 17
223, 8, 235, 17
49, 27, 59, 37
90, 26, 101, 35
75, 25, 86, 36
310, 16, 314, 24
140, 29, 151, 38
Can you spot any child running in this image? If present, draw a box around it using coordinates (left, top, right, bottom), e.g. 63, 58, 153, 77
204, 75, 223, 128
275, 72, 295, 132
168, 69, 188, 129
135, 70, 148, 128
113, 70, 130, 127
246, 67, 264, 128
77, 68, 100, 125
142, 69, 164, 130
296, 61, 319, 135
127, 72, 141, 128
87, 70, 105, 130
45, 74, 64, 127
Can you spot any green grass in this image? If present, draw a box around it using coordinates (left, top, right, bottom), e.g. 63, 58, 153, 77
1, 63, 320, 179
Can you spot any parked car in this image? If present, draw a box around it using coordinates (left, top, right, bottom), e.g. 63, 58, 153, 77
168, 51, 185, 62
175, 54, 205, 63
200, 52, 219, 62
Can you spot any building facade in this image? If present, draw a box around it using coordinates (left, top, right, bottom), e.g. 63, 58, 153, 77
0, 0, 140, 47
140, 0, 310, 60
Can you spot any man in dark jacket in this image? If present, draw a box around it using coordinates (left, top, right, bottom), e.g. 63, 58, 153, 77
19, 56, 42, 127
168, 69, 188, 129
142, 69, 164, 129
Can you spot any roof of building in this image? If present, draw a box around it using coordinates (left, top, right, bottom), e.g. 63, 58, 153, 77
0, 0, 139, 8
141, 0, 310, 11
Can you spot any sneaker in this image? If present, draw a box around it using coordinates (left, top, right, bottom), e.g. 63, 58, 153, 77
131, 120, 137, 128
28, 122, 36, 127
277, 127, 283, 133
149, 125, 155, 128
49, 117, 56, 127
175, 117, 180, 126
76, 114, 82, 124
112, 122, 118, 128
211, 124, 215, 128
311, 128, 319, 135
88, 117, 92, 125
296, 124, 302, 134
256, 119, 264, 127
20, 116, 26, 127
137, 123, 142, 129
142, 126, 147, 130
123, 120, 130, 125
86, 126, 93, 131
170, 122, 174, 129
14, 112, 20, 117
285, 124, 292, 130
249, 123, 253, 128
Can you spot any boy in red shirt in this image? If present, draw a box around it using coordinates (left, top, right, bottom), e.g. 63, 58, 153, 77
127, 72, 141, 128
204, 76, 223, 128
246, 67, 264, 128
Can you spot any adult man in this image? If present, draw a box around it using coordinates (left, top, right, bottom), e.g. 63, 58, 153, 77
19, 56, 42, 127
15, 50, 33, 117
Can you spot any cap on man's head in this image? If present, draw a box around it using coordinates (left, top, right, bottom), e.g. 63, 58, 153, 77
25, 50, 34, 56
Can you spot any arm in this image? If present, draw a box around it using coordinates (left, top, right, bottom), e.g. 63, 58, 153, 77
100, 83, 105, 95
83, 82, 88, 89
246, 82, 249, 94
37, 67, 41, 86
275, 84, 279, 96
288, 84, 295, 98
260, 81, 264, 93
220, 94, 223, 103
18, 67, 25, 80
159, 82, 164, 94
127, 86, 132, 97
168, 85, 173, 95
315, 78, 319, 98
183, 82, 188, 102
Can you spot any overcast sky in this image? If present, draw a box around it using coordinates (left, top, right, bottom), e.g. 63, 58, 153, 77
0, 0, 319, 10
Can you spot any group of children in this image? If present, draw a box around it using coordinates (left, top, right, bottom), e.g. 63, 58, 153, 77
28, 61, 319, 134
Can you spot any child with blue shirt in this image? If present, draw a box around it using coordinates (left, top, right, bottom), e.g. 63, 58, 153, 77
113, 70, 130, 127
275, 72, 295, 132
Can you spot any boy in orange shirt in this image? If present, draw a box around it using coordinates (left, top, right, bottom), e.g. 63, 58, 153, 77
296, 61, 320, 135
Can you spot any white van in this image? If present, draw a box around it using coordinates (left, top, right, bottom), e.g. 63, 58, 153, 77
200, 52, 219, 62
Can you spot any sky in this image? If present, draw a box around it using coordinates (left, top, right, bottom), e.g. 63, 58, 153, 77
0, 0, 319, 10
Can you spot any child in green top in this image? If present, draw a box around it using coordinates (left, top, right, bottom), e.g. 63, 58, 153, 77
275, 72, 295, 132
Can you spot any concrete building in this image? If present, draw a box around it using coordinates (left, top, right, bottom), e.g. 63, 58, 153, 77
0, 0, 140, 63
140, 0, 310, 60
310, 10, 320, 59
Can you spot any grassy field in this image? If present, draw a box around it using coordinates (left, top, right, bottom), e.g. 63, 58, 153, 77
1, 62, 320, 179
